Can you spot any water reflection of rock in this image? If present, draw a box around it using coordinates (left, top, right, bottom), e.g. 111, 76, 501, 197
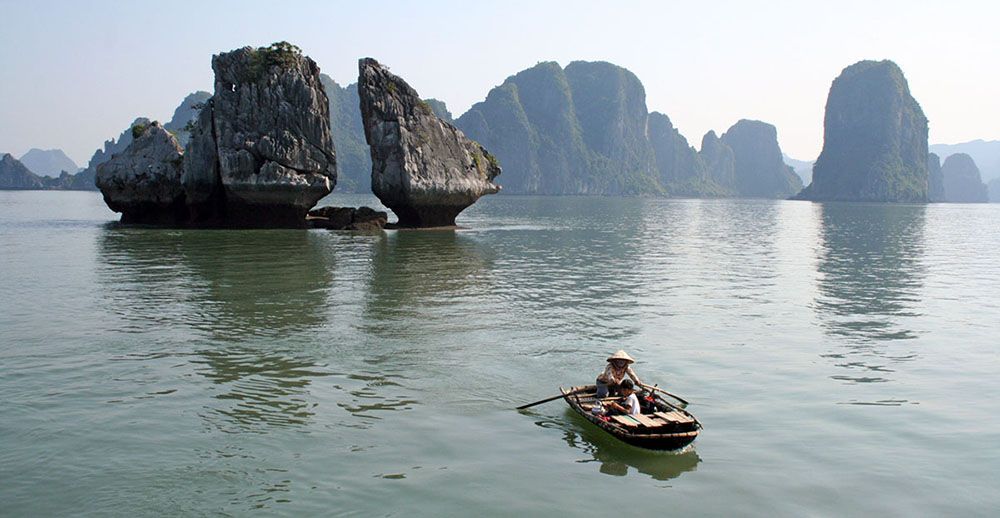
362, 230, 495, 335
814, 203, 927, 386
548, 411, 700, 482
97, 228, 336, 431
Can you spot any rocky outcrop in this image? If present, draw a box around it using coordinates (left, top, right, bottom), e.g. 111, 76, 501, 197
649, 113, 726, 196
423, 99, 453, 123
321, 75, 371, 193
941, 153, 988, 203
163, 91, 212, 147
0, 153, 44, 189
720, 119, 803, 198
307, 206, 388, 231
95, 122, 186, 223
796, 60, 928, 202
928, 153, 945, 202
18, 148, 79, 177
699, 131, 736, 190
181, 42, 337, 225
359, 57, 500, 227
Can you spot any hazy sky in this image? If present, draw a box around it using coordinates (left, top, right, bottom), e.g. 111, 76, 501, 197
1, 0, 997, 166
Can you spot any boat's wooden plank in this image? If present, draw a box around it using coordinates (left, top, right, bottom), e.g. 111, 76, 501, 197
631, 414, 663, 427
611, 415, 641, 427
654, 410, 695, 424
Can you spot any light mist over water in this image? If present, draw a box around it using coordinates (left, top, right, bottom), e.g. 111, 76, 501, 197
1, 191, 998, 516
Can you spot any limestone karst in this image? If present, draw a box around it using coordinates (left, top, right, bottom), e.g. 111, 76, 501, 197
358, 57, 501, 227
796, 60, 929, 202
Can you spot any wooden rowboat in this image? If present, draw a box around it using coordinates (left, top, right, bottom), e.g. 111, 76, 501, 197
560, 385, 701, 451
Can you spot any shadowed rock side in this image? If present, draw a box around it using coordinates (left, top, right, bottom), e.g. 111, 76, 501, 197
700, 131, 736, 189
183, 43, 337, 226
796, 60, 928, 202
941, 153, 988, 203
96, 122, 186, 223
720, 119, 802, 198
927, 153, 945, 202
358, 57, 500, 227
648, 112, 728, 196
990, 178, 1000, 203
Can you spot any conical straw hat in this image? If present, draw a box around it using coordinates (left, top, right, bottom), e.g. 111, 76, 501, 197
606, 350, 635, 363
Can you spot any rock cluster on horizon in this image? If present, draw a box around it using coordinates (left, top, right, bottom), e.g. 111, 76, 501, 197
721, 120, 803, 198
455, 60, 800, 198
941, 153, 989, 202
358, 57, 500, 227
0, 153, 45, 189
95, 42, 338, 226
796, 60, 929, 202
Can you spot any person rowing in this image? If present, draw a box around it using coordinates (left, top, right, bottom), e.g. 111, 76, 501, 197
596, 350, 643, 398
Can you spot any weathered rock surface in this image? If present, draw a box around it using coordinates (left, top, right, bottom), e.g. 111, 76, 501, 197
941, 153, 988, 203
928, 153, 945, 202
0, 153, 44, 189
307, 206, 388, 231
720, 119, 803, 198
796, 60, 928, 202
95, 122, 186, 223
182, 43, 337, 225
359, 57, 500, 227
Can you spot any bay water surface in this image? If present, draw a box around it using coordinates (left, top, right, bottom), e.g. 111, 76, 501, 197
1, 191, 998, 516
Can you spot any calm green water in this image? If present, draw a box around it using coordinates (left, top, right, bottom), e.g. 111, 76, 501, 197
1, 191, 998, 516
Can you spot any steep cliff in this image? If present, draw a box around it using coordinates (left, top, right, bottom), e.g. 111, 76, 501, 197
183, 42, 338, 225
720, 119, 802, 198
321, 75, 370, 193
927, 153, 945, 202
941, 153, 988, 203
796, 60, 928, 202
359, 57, 500, 227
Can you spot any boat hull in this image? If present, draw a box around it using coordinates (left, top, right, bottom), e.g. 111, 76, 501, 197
561, 385, 701, 451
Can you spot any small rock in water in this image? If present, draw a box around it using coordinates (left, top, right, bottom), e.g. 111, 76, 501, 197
307, 206, 388, 231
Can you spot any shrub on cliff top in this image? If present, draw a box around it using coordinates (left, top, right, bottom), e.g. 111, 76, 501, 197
246, 41, 303, 81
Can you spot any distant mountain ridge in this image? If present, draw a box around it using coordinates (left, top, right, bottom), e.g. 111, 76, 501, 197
929, 140, 1000, 183
18, 148, 79, 177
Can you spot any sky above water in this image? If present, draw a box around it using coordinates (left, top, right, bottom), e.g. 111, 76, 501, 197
1, 0, 997, 165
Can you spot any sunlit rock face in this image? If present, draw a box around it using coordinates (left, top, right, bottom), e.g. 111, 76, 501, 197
359, 57, 500, 227
941, 153, 988, 203
797, 60, 929, 202
183, 42, 337, 226
95, 122, 187, 223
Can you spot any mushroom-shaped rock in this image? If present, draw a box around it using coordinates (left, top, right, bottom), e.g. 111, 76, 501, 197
358, 58, 501, 227
96, 122, 186, 223
183, 42, 337, 226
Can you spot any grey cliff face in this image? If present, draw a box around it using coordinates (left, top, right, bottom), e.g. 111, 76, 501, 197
358, 57, 500, 227
941, 153, 989, 203
95, 122, 186, 223
928, 153, 945, 202
797, 60, 928, 202
699, 131, 736, 189
0, 153, 44, 189
720, 119, 802, 199
182, 43, 336, 224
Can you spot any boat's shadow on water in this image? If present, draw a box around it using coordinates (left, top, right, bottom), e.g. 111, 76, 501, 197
534, 410, 701, 482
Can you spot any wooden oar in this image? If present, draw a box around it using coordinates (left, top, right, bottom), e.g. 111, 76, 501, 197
516, 388, 587, 410
639, 383, 689, 407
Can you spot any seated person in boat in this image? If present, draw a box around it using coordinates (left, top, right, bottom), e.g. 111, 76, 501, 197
596, 350, 643, 397
606, 379, 641, 416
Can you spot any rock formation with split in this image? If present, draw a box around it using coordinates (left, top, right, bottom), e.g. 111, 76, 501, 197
358, 57, 501, 227
95, 122, 186, 223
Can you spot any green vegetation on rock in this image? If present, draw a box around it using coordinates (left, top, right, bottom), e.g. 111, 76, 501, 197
796, 60, 929, 202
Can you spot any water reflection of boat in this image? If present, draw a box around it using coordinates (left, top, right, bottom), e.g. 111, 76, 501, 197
558, 409, 701, 481
560, 385, 701, 451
